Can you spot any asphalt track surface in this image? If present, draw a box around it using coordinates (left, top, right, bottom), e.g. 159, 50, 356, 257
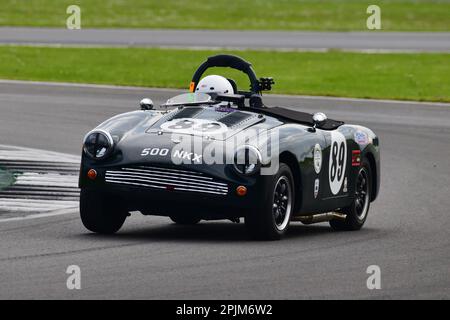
0, 81, 449, 299
1, 27, 450, 52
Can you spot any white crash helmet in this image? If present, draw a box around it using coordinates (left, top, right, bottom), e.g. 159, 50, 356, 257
196, 75, 234, 94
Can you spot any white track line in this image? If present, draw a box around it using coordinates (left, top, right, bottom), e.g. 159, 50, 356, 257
0, 79, 449, 107
0, 145, 80, 163
0, 197, 78, 208
0, 207, 77, 223
15, 173, 78, 187
0, 145, 80, 221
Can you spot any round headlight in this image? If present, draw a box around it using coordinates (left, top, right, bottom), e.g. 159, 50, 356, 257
83, 130, 114, 160
233, 145, 262, 175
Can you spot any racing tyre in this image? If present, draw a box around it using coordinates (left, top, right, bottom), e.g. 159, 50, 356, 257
80, 188, 127, 234
245, 163, 294, 240
330, 159, 371, 231
170, 216, 201, 225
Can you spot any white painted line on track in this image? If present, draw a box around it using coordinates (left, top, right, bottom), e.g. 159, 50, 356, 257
0, 79, 449, 107
0, 144, 80, 163
15, 173, 78, 187
0, 145, 80, 220
0, 79, 181, 93
0, 207, 77, 223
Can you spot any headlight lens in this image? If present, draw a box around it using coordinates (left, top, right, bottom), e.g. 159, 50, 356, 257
83, 130, 114, 159
233, 146, 262, 175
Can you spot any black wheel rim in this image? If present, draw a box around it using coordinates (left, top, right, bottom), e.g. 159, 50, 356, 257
355, 168, 369, 220
272, 176, 292, 231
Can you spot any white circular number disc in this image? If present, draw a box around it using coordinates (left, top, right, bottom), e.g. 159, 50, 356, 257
328, 131, 347, 195
160, 118, 228, 135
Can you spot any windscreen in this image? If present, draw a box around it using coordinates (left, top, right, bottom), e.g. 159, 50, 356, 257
165, 92, 213, 106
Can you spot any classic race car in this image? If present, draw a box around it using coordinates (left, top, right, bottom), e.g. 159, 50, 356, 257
79, 54, 380, 240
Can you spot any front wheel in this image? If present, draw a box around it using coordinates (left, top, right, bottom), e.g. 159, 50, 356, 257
80, 188, 127, 234
245, 163, 295, 240
330, 159, 371, 231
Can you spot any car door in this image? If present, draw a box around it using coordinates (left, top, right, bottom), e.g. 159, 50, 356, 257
319, 128, 354, 211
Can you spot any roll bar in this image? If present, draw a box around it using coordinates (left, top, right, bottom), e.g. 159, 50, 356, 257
190, 54, 261, 94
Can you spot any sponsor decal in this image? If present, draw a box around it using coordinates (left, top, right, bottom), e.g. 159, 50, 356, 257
215, 106, 237, 113
313, 144, 322, 174
314, 178, 320, 198
352, 150, 362, 167
354, 131, 369, 145
329, 131, 347, 195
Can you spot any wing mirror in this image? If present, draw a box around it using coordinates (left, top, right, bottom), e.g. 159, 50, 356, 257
311, 112, 328, 131
140, 98, 154, 110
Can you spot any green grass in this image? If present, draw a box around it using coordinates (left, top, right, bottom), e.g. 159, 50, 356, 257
0, 168, 15, 191
1, 46, 449, 102
1, 0, 449, 31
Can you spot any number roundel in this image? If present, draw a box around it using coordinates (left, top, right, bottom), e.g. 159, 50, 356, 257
329, 131, 347, 195
160, 118, 228, 135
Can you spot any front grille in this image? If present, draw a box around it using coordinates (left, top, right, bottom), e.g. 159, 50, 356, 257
105, 166, 229, 196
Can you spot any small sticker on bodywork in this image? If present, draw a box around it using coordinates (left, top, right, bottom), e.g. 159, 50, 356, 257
352, 150, 361, 167
313, 144, 322, 174
314, 178, 320, 198
354, 131, 369, 145
215, 106, 237, 113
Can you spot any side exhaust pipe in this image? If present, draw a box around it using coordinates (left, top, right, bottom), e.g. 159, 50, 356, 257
292, 212, 346, 225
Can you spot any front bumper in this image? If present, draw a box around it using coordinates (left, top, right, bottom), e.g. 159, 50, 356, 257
79, 161, 269, 219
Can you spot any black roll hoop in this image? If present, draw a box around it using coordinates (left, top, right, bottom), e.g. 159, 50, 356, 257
190, 54, 273, 95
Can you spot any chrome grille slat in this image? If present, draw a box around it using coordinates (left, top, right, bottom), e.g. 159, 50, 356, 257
105, 175, 228, 192
105, 166, 229, 196
105, 179, 166, 191
105, 180, 227, 195
106, 171, 227, 188
169, 187, 227, 195
136, 165, 204, 175
127, 167, 212, 180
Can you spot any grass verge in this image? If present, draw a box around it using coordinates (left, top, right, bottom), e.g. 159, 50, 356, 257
1, 0, 449, 31
1, 46, 449, 102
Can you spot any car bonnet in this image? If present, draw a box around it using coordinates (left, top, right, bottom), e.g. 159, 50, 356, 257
146, 106, 273, 141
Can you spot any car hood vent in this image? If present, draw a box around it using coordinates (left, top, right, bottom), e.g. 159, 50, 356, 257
217, 111, 253, 127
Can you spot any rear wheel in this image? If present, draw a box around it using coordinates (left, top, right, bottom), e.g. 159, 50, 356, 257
245, 163, 294, 240
170, 216, 201, 225
80, 188, 127, 234
330, 159, 371, 231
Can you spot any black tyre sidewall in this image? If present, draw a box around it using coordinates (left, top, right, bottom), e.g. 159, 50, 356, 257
246, 163, 295, 240
330, 159, 371, 231
80, 188, 127, 234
